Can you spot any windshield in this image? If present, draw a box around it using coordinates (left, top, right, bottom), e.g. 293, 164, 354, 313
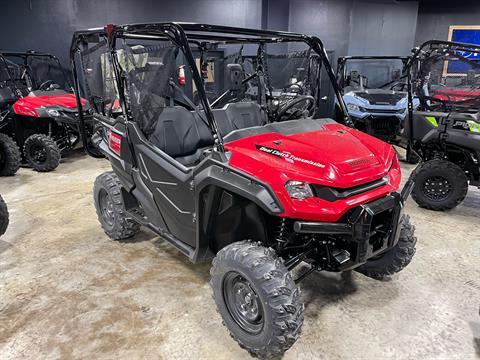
339, 58, 407, 92
2, 54, 71, 93
411, 42, 480, 112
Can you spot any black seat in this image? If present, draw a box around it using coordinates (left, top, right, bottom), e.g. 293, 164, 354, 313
212, 102, 267, 137
148, 101, 266, 165
148, 106, 213, 164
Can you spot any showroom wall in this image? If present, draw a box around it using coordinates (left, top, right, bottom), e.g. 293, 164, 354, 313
2, 0, 479, 69
266, 0, 418, 59
415, 1, 480, 45
0, 0, 262, 65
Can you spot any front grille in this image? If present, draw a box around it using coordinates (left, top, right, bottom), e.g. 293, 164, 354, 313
312, 177, 388, 202
368, 116, 399, 131
368, 108, 404, 114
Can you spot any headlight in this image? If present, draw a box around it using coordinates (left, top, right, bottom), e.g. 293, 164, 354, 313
47, 109, 60, 117
347, 103, 360, 111
347, 104, 366, 112
285, 181, 314, 200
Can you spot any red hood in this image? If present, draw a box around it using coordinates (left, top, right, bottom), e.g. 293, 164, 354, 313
225, 121, 400, 222
13, 93, 86, 117
226, 122, 394, 189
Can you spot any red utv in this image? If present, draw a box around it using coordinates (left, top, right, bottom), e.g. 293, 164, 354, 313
71, 23, 417, 357
0, 51, 90, 174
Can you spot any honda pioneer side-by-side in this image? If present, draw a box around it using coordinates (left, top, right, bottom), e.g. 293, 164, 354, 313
71, 23, 417, 357
0, 51, 92, 174
337, 56, 420, 145
405, 40, 480, 211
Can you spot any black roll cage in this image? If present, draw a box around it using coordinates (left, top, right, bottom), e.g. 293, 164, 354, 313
336, 55, 410, 92
0, 50, 72, 91
405, 40, 480, 145
69, 22, 350, 158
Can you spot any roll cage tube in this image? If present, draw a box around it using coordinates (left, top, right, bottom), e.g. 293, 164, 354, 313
70, 22, 352, 157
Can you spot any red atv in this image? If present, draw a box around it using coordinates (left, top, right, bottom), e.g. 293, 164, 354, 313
71, 23, 417, 357
0, 51, 89, 174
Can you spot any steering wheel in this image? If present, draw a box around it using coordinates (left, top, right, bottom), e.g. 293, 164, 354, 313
38, 80, 55, 91
275, 95, 315, 122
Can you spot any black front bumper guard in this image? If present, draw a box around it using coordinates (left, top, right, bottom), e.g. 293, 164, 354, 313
293, 179, 414, 270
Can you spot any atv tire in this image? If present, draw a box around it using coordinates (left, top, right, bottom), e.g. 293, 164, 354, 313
356, 215, 416, 280
0, 133, 21, 176
411, 159, 468, 211
23, 134, 61, 172
93, 171, 140, 240
0, 195, 8, 237
210, 240, 304, 358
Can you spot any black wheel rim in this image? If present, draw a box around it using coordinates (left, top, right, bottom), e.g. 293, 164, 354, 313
29, 144, 47, 165
422, 176, 452, 201
223, 271, 264, 335
98, 189, 115, 227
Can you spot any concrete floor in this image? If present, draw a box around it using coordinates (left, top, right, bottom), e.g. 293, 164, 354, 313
0, 151, 479, 360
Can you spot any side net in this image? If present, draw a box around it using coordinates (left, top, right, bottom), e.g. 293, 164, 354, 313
120, 44, 178, 136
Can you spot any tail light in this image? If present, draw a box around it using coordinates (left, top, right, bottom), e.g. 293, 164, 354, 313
108, 130, 122, 156
178, 65, 186, 85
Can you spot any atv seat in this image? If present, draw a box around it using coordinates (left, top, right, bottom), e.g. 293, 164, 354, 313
148, 101, 267, 166
148, 106, 213, 165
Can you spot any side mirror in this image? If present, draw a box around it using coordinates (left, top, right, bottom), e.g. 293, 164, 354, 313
227, 63, 244, 91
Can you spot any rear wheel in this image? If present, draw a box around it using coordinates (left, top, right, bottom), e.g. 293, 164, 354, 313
23, 134, 61, 172
356, 215, 416, 280
93, 171, 140, 240
411, 159, 468, 211
210, 240, 304, 358
0, 133, 21, 176
0, 195, 8, 237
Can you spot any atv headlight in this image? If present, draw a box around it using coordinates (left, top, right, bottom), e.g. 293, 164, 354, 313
347, 104, 366, 112
347, 103, 359, 112
285, 181, 313, 200
47, 109, 60, 117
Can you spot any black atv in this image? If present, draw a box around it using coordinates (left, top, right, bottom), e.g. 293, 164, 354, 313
71, 23, 416, 357
405, 40, 480, 210
0, 194, 8, 237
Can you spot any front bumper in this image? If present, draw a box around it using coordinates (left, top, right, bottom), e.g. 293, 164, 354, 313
293, 179, 414, 270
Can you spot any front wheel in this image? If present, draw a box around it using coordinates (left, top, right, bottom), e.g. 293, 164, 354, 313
93, 171, 140, 240
23, 134, 61, 172
356, 215, 416, 280
411, 159, 468, 211
210, 241, 304, 358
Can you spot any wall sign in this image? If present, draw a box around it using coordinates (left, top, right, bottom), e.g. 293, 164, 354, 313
446, 25, 480, 75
